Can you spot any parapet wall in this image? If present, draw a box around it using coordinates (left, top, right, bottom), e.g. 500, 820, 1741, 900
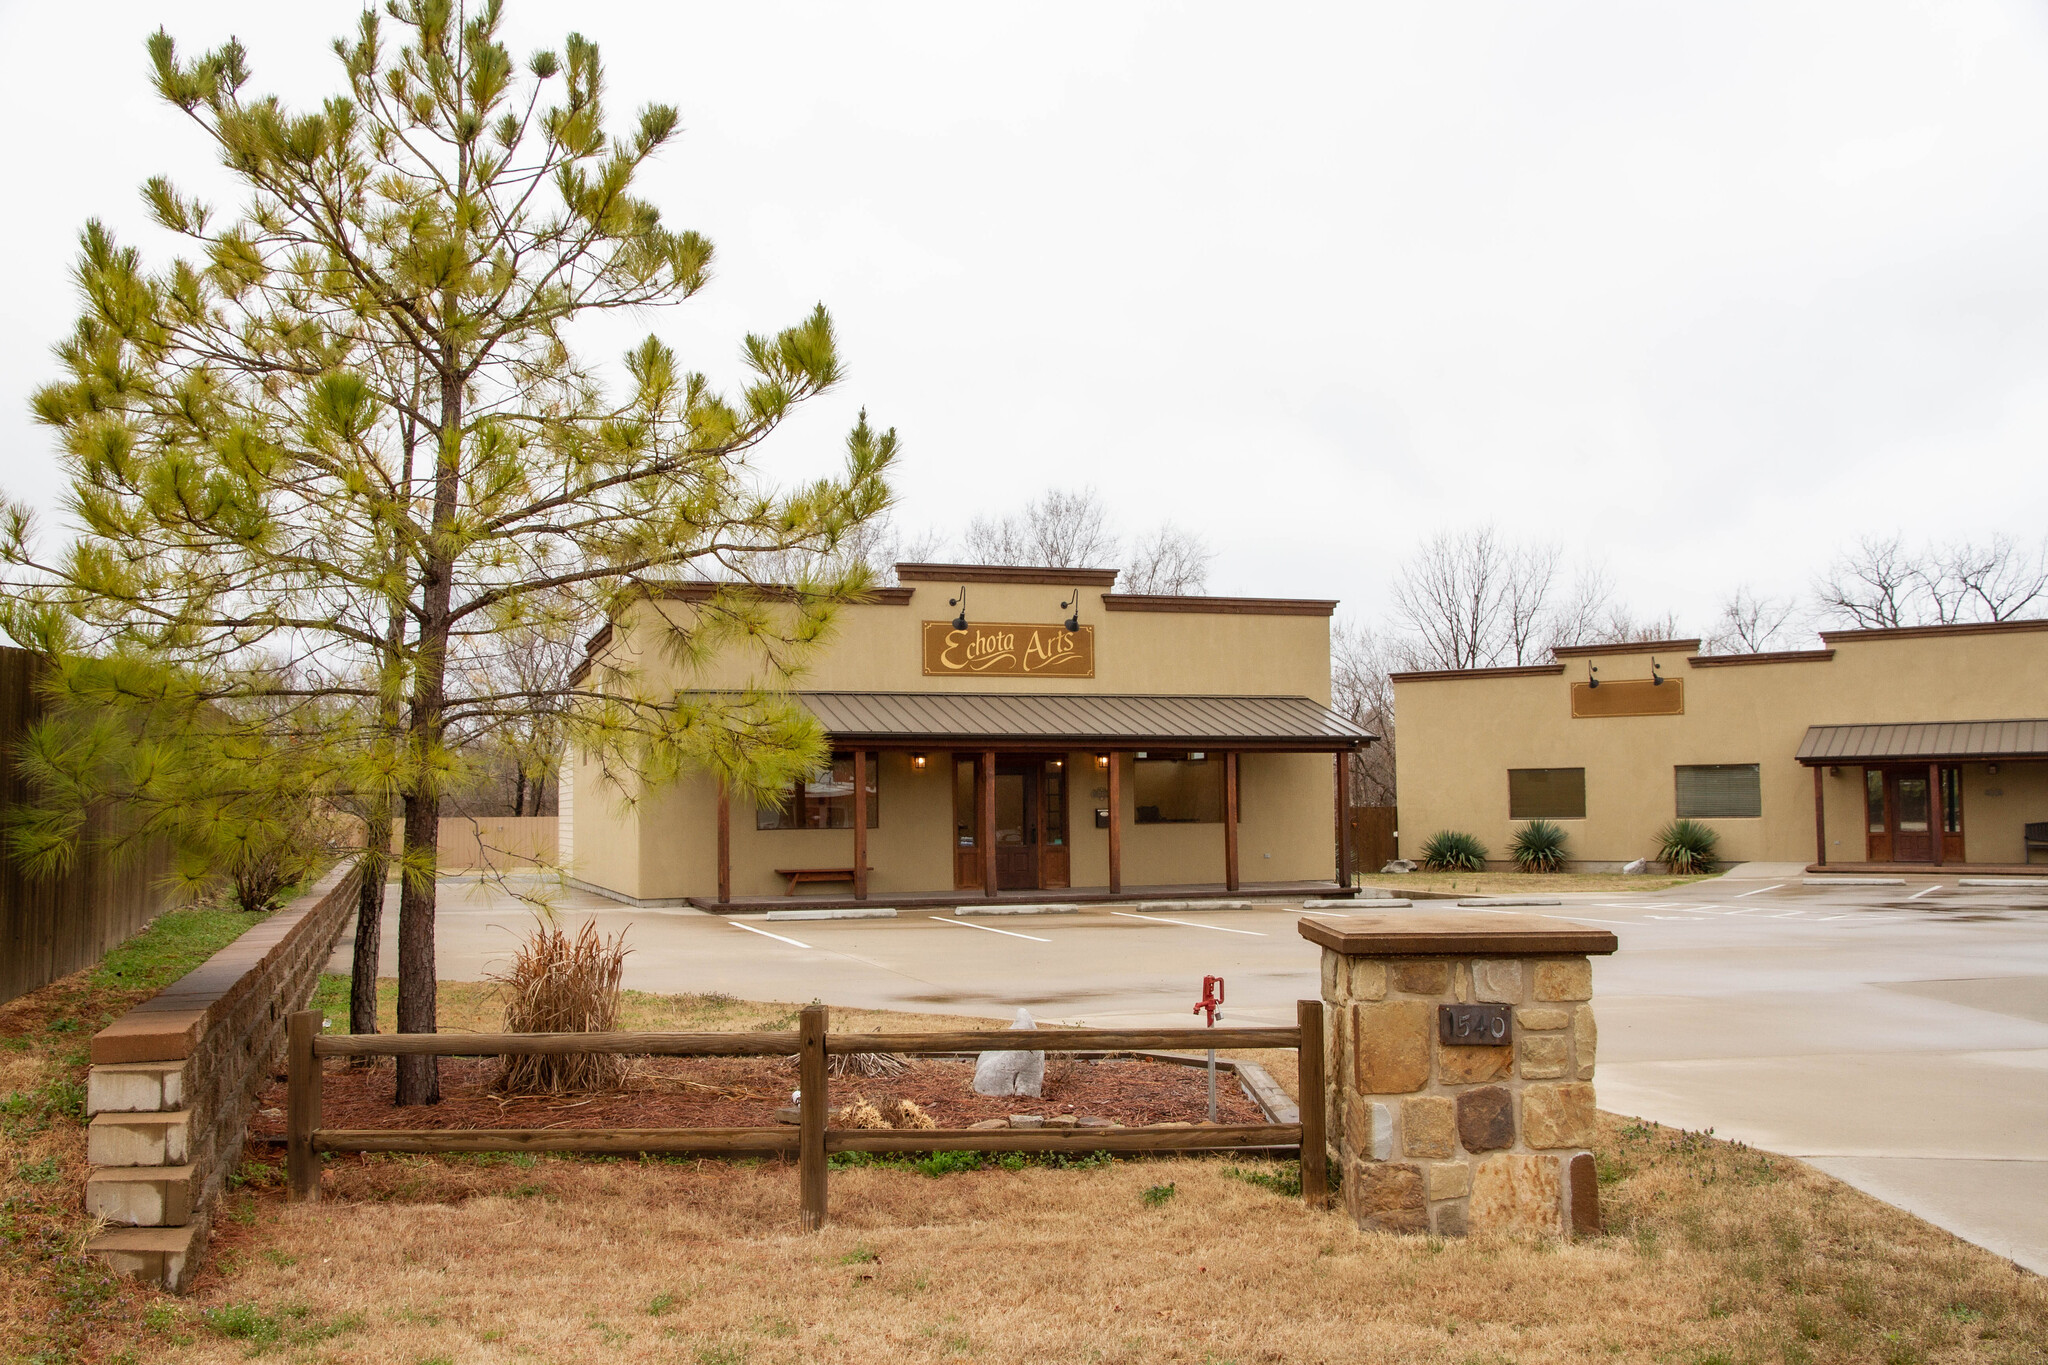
83, 864, 362, 1291
1300, 912, 1618, 1238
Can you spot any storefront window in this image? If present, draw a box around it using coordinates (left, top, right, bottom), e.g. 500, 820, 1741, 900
1044, 757, 1067, 846
1134, 751, 1226, 824
1508, 768, 1586, 819
757, 752, 878, 830
1675, 764, 1762, 819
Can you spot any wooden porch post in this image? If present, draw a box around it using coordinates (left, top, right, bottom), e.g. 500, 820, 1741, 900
1223, 751, 1240, 892
1334, 749, 1354, 887
1106, 751, 1122, 895
717, 778, 732, 903
1928, 761, 1944, 867
1811, 766, 1825, 868
853, 750, 868, 899
980, 749, 998, 898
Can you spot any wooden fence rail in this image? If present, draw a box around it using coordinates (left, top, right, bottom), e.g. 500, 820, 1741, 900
288, 1001, 1329, 1228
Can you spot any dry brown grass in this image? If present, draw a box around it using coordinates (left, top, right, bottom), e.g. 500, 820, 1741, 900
131, 1112, 2048, 1365
490, 920, 629, 1094
1357, 870, 1711, 895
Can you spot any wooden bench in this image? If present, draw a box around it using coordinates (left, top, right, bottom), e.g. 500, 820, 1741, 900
775, 867, 869, 897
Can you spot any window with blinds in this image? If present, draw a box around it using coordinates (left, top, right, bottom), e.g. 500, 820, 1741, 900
1507, 768, 1586, 819
1674, 764, 1762, 819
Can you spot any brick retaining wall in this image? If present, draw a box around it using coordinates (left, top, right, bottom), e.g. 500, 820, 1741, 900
83, 863, 362, 1291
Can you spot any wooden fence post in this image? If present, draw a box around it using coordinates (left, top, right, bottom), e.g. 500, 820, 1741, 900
798, 1004, 828, 1231
1296, 999, 1328, 1210
287, 1010, 322, 1203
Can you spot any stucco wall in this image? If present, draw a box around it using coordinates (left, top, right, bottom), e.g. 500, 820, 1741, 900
1394, 624, 2048, 867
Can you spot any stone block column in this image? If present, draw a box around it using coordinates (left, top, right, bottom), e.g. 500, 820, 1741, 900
1299, 912, 1618, 1239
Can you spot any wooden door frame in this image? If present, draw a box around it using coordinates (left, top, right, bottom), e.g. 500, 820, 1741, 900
1865, 764, 1954, 864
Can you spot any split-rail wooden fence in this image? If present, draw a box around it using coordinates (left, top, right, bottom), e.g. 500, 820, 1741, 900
287, 1001, 1328, 1228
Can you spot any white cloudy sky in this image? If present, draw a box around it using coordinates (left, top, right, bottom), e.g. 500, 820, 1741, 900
4, 1, 2047, 636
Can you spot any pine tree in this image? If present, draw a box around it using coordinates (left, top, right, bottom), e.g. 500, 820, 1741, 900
2, 0, 893, 1103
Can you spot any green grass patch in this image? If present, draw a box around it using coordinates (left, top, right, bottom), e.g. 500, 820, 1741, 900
90, 903, 272, 997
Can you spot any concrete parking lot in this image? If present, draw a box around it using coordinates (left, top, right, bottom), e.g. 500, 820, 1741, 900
334, 864, 2048, 1272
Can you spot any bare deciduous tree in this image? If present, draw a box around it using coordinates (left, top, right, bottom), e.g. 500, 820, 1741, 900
1705, 587, 1799, 654
961, 488, 1119, 568
1812, 532, 2045, 629
1123, 523, 1215, 594
1332, 620, 1396, 805
1392, 527, 1568, 669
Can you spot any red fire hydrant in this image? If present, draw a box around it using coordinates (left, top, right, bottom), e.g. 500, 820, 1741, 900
1193, 976, 1225, 1119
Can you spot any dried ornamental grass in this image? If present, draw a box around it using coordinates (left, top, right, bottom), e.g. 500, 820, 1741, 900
489, 920, 630, 1095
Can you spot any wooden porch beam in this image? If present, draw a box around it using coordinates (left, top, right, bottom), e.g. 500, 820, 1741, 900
853, 750, 868, 899
980, 749, 997, 898
1812, 765, 1825, 869
1334, 750, 1353, 887
1223, 751, 1240, 893
1107, 751, 1122, 895
717, 779, 732, 903
1929, 761, 1944, 867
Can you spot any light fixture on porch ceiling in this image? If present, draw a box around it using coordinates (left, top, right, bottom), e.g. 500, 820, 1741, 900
949, 587, 969, 632
1650, 658, 1664, 685
1060, 590, 1081, 633
1586, 662, 1600, 689
912, 752, 928, 771
1095, 753, 1109, 770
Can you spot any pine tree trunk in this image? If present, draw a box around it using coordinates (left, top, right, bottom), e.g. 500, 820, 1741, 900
346, 801, 389, 1066
393, 789, 442, 1104
513, 768, 526, 817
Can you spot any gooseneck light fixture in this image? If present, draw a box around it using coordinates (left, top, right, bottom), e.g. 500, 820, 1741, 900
1586, 662, 1600, 689
950, 587, 969, 632
1060, 590, 1081, 633
1650, 657, 1664, 686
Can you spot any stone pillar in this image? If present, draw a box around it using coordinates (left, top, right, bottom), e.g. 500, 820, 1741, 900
1300, 913, 1617, 1239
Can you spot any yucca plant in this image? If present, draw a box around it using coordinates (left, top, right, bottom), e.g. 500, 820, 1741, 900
1420, 830, 1489, 872
491, 920, 631, 1095
1655, 819, 1720, 875
1509, 820, 1570, 873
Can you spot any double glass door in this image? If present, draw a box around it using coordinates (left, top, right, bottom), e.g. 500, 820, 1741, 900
1865, 766, 1963, 863
953, 755, 1071, 889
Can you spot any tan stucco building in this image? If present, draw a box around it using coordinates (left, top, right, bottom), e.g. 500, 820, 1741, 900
1392, 619, 2048, 870
563, 564, 1372, 907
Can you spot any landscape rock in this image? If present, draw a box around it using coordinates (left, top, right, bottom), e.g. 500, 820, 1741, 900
968, 1118, 1008, 1130
1077, 1116, 1116, 1128
972, 1008, 1045, 1097
1007, 1114, 1045, 1129
1046, 1114, 1079, 1128
1621, 858, 1648, 874
1381, 860, 1417, 874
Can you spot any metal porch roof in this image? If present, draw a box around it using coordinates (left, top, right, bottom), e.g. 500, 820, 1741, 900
793, 692, 1372, 749
1795, 719, 2048, 764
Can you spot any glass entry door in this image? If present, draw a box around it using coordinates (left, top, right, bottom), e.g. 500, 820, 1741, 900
1865, 766, 1957, 863
993, 764, 1039, 890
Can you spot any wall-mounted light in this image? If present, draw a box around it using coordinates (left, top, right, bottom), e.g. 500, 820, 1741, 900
1587, 662, 1600, 689
1988, 762, 2000, 775
1828, 766, 1841, 777
1650, 657, 1664, 686
1049, 758, 1064, 770
1060, 590, 1081, 633
912, 752, 928, 771
1095, 753, 1109, 771
949, 586, 969, 632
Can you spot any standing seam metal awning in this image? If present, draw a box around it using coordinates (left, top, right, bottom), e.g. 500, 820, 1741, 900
1795, 719, 2048, 765
792, 692, 1372, 748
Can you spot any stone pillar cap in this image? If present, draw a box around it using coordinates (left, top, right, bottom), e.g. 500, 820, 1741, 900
1299, 912, 1618, 958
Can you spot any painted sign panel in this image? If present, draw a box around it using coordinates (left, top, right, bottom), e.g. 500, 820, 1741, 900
1570, 678, 1684, 718
922, 621, 1095, 677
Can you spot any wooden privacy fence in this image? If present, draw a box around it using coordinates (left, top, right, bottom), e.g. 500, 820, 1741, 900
288, 1001, 1328, 1229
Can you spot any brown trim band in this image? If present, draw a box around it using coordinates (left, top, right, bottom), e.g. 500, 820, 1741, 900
1550, 637, 1702, 659
1819, 617, 2048, 645
1100, 594, 1338, 617
895, 563, 1119, 587
1686, 649, 1836, 668
1798, 752, 2048, 767
1389, 664, 1566, 683
818, 737, 1371, 753
651, 583, 916, 605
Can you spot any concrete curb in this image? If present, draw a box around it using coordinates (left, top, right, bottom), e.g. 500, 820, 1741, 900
1957, 878, 2048, 889
955, 904, 1082, 916
1129, 900, 1253, 912
1803, 877, 1905, 887
1456, 898, 1564, 907
763, 908, 897, 921
1303, 899, 1412, 910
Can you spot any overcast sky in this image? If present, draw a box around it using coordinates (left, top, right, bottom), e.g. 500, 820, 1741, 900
4, 1, 2047, 637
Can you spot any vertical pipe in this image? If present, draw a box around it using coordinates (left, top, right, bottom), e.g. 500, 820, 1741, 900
852, 750, 868, 899
1812, 765, 1826, 869
1106, 751, 1122, 895
798, 1003, 828, 1231
287, 1010, 322, 1203
1223, 751, 1240, 893
981, 749, 998, 897
717, 779, 732, 904
1296, 998, 1328, 1209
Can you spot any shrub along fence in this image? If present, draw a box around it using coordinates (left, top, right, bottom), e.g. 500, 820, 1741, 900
288, 1002, 1330, 1228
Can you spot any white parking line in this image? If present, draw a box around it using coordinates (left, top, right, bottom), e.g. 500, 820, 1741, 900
1907, 885, 1941, 900
730, 921, 811, 949
1735, 884, 1787, 897
927, 915, 1051, 943
1107, 911, 1266, 936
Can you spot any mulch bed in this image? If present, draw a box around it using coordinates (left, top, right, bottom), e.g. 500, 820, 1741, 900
247, 1054, 1265, 1134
